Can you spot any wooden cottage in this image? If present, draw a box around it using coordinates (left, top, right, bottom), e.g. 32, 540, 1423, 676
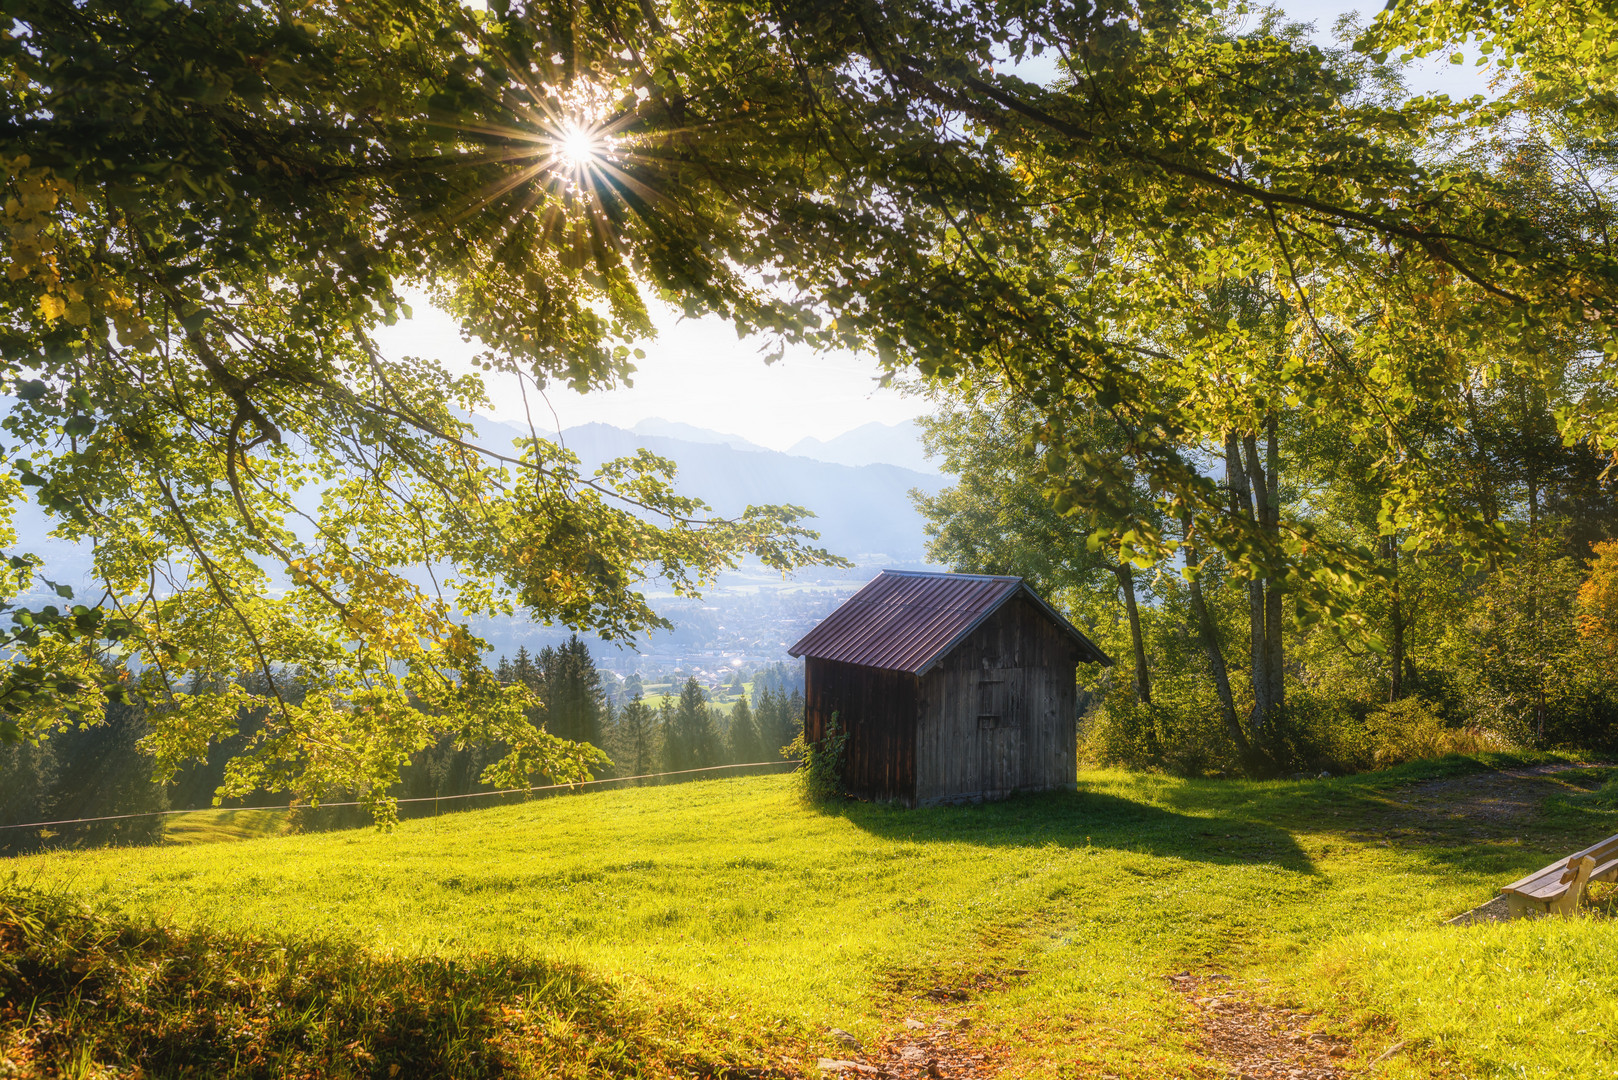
788, 570, 1111, 806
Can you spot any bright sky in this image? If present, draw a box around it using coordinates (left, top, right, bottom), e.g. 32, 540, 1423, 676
374, 2, 1494, 452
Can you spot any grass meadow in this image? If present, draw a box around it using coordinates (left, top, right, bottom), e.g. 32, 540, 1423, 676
5, 756, 1618, 1078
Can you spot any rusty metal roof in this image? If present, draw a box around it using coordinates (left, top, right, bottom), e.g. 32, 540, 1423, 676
788, 570, 1111, 675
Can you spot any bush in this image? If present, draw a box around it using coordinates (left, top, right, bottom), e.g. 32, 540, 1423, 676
784, 711, 847, 802
1084, 685, 1511, 778
1081, 681, 1245, 777
1361, 697, 1504, 766
1251, 694, 1365, 776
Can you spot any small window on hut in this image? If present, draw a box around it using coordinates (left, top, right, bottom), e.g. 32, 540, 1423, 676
977, 678, 1004, 729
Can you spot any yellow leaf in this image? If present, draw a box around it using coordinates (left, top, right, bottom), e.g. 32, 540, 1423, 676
37, 293, 65, 322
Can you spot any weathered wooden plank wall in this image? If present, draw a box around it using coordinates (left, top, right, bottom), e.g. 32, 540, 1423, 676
915, 596, 1078, 804
805, 657, 918, 803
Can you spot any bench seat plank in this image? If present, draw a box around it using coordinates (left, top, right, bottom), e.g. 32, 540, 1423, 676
1503, 832, 1618, 899
1503, 864, 1573, 898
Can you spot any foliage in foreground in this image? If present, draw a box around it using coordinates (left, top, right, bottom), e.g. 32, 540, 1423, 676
5, 0, 1618, 824
0, 886, 786, 1079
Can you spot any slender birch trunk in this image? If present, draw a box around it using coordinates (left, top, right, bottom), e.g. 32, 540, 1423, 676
1182, 514, 1247, 756
1228, 422, 1283, 732
1227, 433, 1270, 728
1262, 413, 1284, 716
1115, 562, 1152, 706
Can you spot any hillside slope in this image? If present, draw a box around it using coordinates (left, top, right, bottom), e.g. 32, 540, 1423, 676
9, 760, 1618, 1078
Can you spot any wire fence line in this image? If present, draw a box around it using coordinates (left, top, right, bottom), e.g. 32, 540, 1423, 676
0, 758, 803, 833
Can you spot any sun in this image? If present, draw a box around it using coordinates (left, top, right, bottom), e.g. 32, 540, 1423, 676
554, 122, 605, 172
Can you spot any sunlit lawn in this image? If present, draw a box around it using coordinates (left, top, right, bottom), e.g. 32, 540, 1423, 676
160, 808, 291, 845
9, 756, 1618, 1078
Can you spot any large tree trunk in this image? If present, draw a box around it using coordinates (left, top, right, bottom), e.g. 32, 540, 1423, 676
1228, 422, 1284, 731
1115, 562, 1152, 705
1183, 514, 1248, 757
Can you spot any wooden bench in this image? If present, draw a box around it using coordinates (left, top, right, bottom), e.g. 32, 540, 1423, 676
1501, 833, 1618, 917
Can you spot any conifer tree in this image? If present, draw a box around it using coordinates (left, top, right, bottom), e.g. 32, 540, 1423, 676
0, 740, 55, 855
728, 695, 763, 764
754, 688, 781, 755
598, 698, 618, 773
658, 697, 683, 774
513, 647, 536, 688
47, 687, 167, 847
542, 636, 604, 747
784, 690, 807, 750
669, 676, 721, 770
698, 706, 726, 768
613, 696, 660, 781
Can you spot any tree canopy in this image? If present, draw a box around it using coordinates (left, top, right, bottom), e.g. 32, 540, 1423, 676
0, 0, 848, 814
3, 0, 1616, 805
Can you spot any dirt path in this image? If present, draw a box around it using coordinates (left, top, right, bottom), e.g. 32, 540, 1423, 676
813, 1018, 999, 1079
815, 980, 1365, 1080
1171, 973, 1358, 1080
1346, 761, 1612, 845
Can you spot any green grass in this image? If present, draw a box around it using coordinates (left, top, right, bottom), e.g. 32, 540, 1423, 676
6, 756, 1618, 1078
0, 887, 769, 1079
161, 807, 291, 845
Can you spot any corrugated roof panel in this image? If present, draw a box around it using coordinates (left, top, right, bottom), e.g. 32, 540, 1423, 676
788, 570, 1110, 674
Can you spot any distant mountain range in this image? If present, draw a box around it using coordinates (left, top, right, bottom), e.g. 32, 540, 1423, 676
629, 418, 770, 454
474, 416, 944, 565
630, 416, 939, 475
788, 420, 935, 474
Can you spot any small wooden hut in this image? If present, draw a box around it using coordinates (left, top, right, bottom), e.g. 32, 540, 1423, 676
788, 570, 1111, 806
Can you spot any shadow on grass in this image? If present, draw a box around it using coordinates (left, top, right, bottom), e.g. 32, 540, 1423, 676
831, 753, 1618, 882
836, 788, 1317, 874
0, 885, 774, 1080
1145, 752, 1618, 881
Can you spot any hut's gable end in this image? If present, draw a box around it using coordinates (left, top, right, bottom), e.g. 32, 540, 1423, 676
804, 657, 918, 804
915, 596, 1079, 804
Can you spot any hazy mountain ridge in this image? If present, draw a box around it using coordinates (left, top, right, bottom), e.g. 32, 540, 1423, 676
629, 417, 769, 453
475, 416, 943, 565
788, 419, 936, 474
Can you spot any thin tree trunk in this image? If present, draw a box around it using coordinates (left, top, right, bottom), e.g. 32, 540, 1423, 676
1528, 460, 1542, 741
1228, 433, 1271, 729
1386, 534, 1404, 701
1115, 562, 1152, 705
1262, 413, 1284, 715
1183, 514, 1248, 757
